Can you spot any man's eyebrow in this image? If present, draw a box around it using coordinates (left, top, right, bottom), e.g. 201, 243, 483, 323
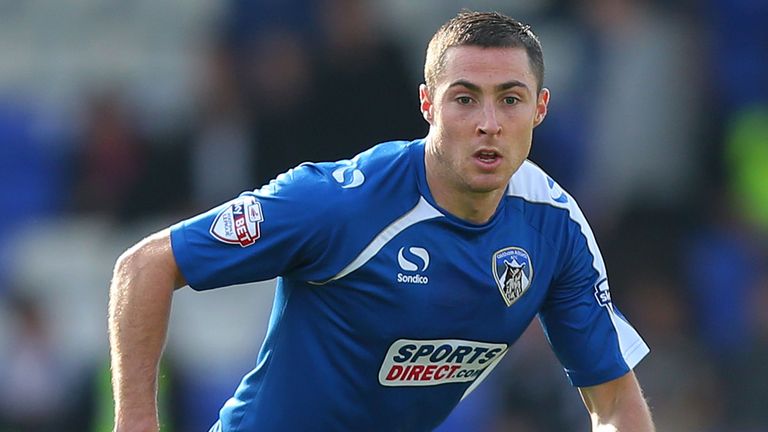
496, 80, 529, 92
447, 79, 481, 92
448, 79, 530, 93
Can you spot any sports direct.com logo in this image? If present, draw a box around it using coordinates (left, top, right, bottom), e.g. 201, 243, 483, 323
378, 339, 508, 387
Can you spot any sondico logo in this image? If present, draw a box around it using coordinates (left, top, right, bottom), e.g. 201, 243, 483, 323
332, 163, 365, 188
397, 246, 429, 284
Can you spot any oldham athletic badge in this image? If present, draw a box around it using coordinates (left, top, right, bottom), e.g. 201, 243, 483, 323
493, 247, 533, 306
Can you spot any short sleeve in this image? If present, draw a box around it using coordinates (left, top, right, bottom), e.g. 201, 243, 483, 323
539, 212, 649, 387
170, 164, 336, 290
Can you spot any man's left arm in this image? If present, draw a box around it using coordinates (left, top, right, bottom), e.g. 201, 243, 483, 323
578, 371, 655, 432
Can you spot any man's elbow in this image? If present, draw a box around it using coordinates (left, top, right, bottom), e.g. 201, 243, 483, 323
111, 229, 186, 293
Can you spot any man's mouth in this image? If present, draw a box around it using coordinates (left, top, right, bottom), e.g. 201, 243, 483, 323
475, 149, 500, 163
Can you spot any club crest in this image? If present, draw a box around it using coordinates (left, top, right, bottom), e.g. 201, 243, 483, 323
492, 247, 533, 306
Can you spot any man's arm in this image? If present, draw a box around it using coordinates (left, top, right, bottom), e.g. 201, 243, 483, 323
578, 371, 655, 432
108, 228, 186, 432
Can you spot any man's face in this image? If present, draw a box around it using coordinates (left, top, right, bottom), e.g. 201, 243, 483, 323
420, 46, 549, 196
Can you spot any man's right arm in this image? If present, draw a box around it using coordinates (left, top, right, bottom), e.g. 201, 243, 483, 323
108, 228, 186, 432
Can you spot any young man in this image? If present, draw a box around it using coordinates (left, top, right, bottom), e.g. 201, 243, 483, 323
109, 11, 655, 431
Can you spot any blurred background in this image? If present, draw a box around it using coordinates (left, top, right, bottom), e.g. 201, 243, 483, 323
0, 0, 766, 430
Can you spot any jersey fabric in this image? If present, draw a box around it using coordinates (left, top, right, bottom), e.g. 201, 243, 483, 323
170, 138, 649, 432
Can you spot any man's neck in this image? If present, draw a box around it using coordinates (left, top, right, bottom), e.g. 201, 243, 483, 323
424, 153, 506, 225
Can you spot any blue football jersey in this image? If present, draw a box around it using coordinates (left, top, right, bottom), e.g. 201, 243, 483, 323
170, 139, 649, 431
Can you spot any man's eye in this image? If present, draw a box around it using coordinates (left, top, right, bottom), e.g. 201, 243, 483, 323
503, 97, 520, 105
456, 96, 473, 104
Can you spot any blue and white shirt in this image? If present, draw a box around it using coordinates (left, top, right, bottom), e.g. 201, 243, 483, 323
170, 139, 649, 431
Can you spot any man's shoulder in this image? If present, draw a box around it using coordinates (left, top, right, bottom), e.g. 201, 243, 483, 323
258, 139, 423, 222
324, 139, 420, 177
506, 161, 599, 251
263, 140, 418, 192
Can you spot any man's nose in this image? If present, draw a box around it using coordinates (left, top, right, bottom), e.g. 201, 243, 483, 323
478, 103, 501, 135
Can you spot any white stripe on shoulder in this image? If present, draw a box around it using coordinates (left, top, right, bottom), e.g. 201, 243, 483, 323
310, 197, 443, 285
508, 161, 649, 366
507, 160, 606, 281
507, 160, 573, 208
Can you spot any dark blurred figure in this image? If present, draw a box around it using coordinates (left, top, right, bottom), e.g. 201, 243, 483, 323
685, 189, 764, 362
71, 89, 148, 219
688, 9, 768, 427
0, 293, 92, 432
188, 40, 255, 209
683, 187, 768, 431
71, 88, 191, 221
573, 0, 701, 230
592, 202, 731, 431
305, 0, 425, 162
695, 1, 768, 233
218, 0, 322, 187
525, 2, 593, 196
620, 272, 724, 431
216, 0, 424, 187
223, 0, 320, 51
245, 28, 321, 186
705, 0, 768, 115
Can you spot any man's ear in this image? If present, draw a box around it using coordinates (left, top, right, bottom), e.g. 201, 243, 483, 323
419, 84, 434, 125
533, 88, 550, 127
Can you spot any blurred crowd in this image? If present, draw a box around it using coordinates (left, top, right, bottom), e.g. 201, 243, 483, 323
0, 0, 766, 431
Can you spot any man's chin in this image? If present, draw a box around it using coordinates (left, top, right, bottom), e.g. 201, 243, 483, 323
466, 176, 510, 195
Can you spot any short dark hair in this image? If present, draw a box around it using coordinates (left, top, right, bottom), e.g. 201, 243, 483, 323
424, 11, 545, 92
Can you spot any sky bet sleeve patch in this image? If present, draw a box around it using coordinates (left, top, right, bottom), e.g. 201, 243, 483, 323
209, 195, 264, 247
